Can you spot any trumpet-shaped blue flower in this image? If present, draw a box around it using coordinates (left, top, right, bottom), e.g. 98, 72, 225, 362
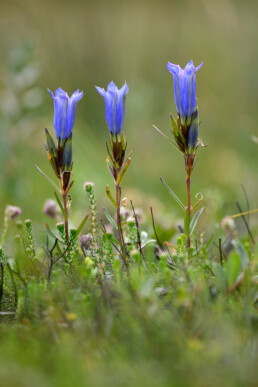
167, 60, 202, 124
48, 88, 83, 140
96, 81, 129, 135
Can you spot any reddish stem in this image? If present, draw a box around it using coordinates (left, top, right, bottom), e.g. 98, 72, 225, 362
186, 174, 191, 258
116, 183, 127, 265
62, 193, 69, 243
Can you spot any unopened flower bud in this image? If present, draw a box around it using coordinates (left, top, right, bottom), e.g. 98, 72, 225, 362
121, 197, 127, 207
83, 182, 94, 191
120, 207, 130, 221
7, 206, 21, 220
79, 234, 92, 250
43, 199, 60, 219
104, 224, 113, 234
221, 216, 235, 232
85, 257, 94, 267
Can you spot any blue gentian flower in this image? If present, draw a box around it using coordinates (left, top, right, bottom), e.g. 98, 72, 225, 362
48, 88, 83, 140
167, 60, 202, 124
95, 81, 129, 135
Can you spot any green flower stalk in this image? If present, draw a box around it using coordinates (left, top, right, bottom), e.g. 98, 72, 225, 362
84, 182, 103, 275
46, 88, 83, 243
166, 60, 203, 258
96, 82, 131, 265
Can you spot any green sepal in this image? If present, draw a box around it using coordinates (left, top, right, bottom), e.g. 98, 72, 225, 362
106, 157, 115, 178
120, 132, 127, 152
170, 115, 179, 137
188, 109, 199, 154
45, 128, 57, 158
106, 142, 115, 165
63, 137, 73, 171
110, 133, 127, 168
45, 128, 60, 177
170, 115, 186, 152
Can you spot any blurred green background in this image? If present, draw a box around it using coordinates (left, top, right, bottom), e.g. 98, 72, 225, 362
0, 0, 257, 237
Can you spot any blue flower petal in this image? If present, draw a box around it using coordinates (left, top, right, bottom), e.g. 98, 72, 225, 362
95, 86, 106, 97
107, 81, 117, 92
167, 62, 180, 76
116, 82, 129, 133
66, 90, 84, 138
55, 88, 67, 97
196, 62, 203, 72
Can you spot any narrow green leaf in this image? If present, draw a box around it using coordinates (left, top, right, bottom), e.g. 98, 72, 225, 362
231, 240, 249, 269
76, 214, 89, 236
106, 185, 117, 208
153, 125, 181, 154
141, 239, 156, 249
190, 233, 215, 258
118, 158, 131, 184
103, 207, 118, 230
54, 192, 67, 221
46, 223, 58, 240
190, 207, 205, 235
35, 165, 60, 192
160, 177, 185, 210
45, 224, 63, 252
204, 233, 215, 248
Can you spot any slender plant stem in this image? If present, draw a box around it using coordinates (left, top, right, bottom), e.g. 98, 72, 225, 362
1, 207, 9, 247
62, 193, 69, 243
116, 183, 127, 264
0, 262, 4, 311
186, 172, 191, 259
